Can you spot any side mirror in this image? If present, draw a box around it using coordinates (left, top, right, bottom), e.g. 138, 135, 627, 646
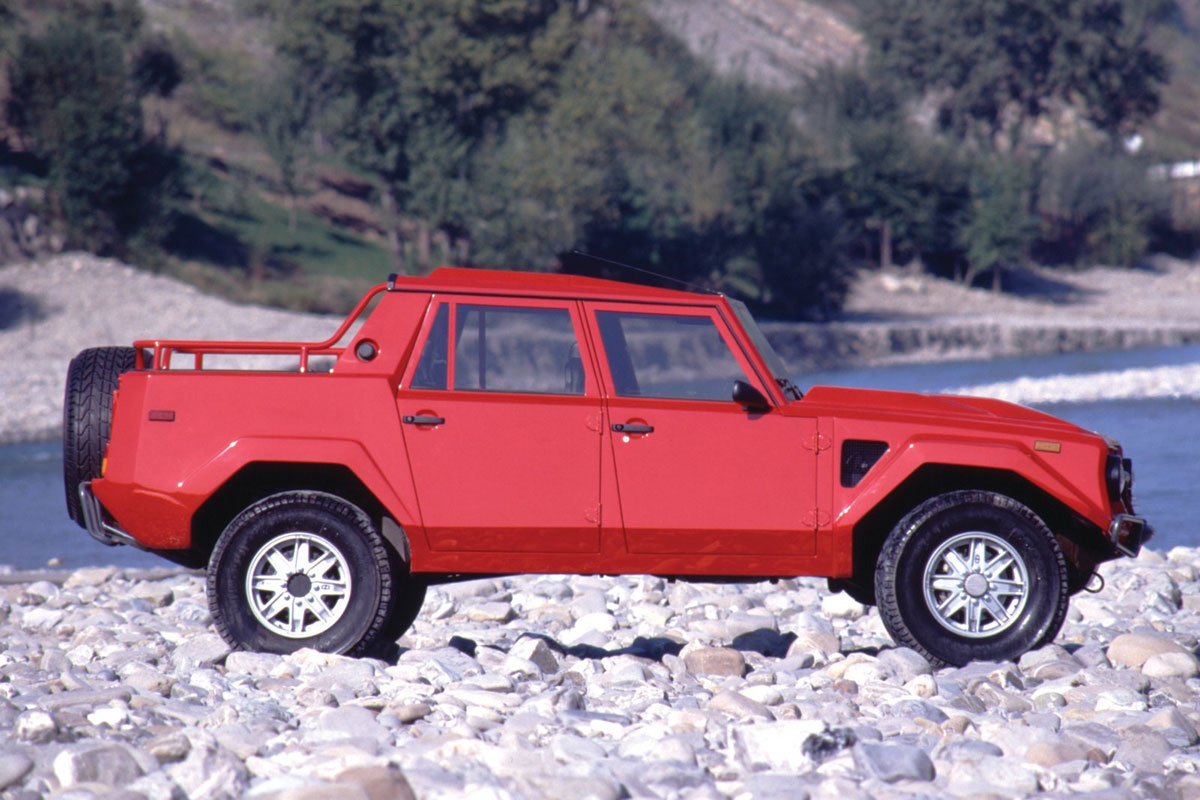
732, 380, 771, 413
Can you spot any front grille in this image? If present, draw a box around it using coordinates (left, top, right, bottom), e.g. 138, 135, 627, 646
841, 440, 889, 487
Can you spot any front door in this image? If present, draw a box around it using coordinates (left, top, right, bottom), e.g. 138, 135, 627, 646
400, 298, 603, 553
588, 303, 817, 556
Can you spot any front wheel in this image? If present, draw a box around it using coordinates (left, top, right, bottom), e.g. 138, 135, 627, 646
874, 491, 1068, 668
207, 491, 399, 656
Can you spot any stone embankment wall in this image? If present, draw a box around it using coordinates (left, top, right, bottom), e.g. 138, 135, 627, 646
766, 320, 1200, 372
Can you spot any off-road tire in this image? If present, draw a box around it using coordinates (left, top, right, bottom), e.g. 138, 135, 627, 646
63, 347, 138, 526
875, 490, 1068, 668
207, 491, 397, 656
382, 572, 427, 643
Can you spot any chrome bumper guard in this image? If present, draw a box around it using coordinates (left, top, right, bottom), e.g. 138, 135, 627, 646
1109, 513, 1151, 558
78, 482, 139, 548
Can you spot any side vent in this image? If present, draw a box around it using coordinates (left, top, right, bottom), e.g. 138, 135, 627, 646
841, 440, 889, 487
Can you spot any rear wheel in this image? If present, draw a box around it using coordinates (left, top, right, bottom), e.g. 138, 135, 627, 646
875, 490, 1068, 667
63, 347, 138, 526
207, 491, 399, 655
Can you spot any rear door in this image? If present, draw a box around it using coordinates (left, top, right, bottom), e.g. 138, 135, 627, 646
587, 302, 817, 555
399, 297, 603, 553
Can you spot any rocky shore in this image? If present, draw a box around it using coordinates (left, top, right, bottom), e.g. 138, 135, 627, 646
0, 549, 1196, 798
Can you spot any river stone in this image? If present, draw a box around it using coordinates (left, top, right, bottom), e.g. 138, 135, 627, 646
1106, 632, 1193, 669
1024, 738, 1091, 768
147, 732, 192, 763
1113, 727, 1175, 772
312, 706, 391, 744
131, 583, 174, 608
170, 633, 232, 672
125, 667, 174, 696
15, 710, 56, 743
1142, 650, 1200, 679
336, 764, 417, 800
735, 720, 827, 772
683, 647, 746, 677
168, 739, 249, 800
53, 743, 144, 787
852, 742, 935, 783
226, 651, 284, 677
708, 690, 773, 721
63, 567, 119, 588
508, 637, 558, 674
0, 752, 33, 790
877, 647, 932, 682
466, 601, 514, 623
389, 703, 432, 724
821, 592, 866, 620
1147, 706, 1200, 746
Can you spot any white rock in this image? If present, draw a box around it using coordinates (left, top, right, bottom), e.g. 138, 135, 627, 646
735, 720, 827, 772
821, 593, 866, 620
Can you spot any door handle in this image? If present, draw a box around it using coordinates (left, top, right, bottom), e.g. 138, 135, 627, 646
403, 415, 445, 425
612, 423, 653, 434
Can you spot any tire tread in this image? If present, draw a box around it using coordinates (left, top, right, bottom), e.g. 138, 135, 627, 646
63, 347, 137, 524
206, 491, 397, 656
875, 490, 1069, 667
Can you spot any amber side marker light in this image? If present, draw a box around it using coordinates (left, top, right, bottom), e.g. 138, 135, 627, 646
1034, 440, 1062, 453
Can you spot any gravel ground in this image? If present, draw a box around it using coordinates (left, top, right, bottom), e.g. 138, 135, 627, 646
0, 551, 1197, 799
5, 253, 1200, 442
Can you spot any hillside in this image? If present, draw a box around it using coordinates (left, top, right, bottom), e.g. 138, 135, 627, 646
3, 0, 1199, 317
646, 0, 862, 88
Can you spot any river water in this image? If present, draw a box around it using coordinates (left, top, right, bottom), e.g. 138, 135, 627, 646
1, 343, 1197, 569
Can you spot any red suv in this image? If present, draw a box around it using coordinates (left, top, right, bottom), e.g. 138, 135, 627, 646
63, 268, 1148, 666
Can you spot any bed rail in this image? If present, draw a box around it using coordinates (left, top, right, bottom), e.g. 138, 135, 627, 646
133, 284, 387, 372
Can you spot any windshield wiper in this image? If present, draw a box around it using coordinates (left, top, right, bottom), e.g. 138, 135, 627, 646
777, 377, 803, 401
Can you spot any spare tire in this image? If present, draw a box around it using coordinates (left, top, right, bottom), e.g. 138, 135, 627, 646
63, 347, 138, 526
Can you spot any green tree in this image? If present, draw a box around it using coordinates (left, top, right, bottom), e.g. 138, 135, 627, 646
252, 64, 317, 233
803, 66, 971, 272
255, 0, 581, 273
5, 13, 180, 257
864, 0, 1167, 146
1038, 144, 1165, 266
958, 156, 1035, 287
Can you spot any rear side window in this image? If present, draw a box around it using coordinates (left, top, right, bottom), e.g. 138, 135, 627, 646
411, 304, 449, 390
596, 311, 748, 401
409, 302, 584, 395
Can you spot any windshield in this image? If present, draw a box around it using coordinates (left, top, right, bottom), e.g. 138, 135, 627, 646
728, 299, 803, 402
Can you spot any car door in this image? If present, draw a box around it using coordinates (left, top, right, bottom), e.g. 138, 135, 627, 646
399, 297, 603, 553
587, 302, 817, 556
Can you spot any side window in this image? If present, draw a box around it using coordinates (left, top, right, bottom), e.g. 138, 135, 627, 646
596, 311, 749, 401
411, 304, 449, 390
453, 305, 583, 395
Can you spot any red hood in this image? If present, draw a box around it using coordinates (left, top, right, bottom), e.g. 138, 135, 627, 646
802, 385, 1089, 435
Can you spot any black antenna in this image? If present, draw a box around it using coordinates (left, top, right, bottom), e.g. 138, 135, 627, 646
563, 250, 721, 295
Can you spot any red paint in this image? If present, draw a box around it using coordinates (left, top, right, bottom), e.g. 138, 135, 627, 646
86, 266, 1144, 580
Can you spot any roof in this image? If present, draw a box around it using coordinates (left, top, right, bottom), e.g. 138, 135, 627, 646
387, 266, 714, 304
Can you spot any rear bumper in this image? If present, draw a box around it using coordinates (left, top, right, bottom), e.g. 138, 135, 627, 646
1108, 513, 1151, 558
78, 482, 140, 548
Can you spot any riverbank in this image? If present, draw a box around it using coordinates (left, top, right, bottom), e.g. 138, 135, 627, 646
4, 254, 1200, 443
0, 550, 1196, 798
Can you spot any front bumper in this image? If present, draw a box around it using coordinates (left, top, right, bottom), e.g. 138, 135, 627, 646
1109, 513, 1152, 558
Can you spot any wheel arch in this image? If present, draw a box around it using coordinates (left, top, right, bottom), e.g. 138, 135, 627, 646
187, 462, 414, 570
848, 464, 1107, 597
